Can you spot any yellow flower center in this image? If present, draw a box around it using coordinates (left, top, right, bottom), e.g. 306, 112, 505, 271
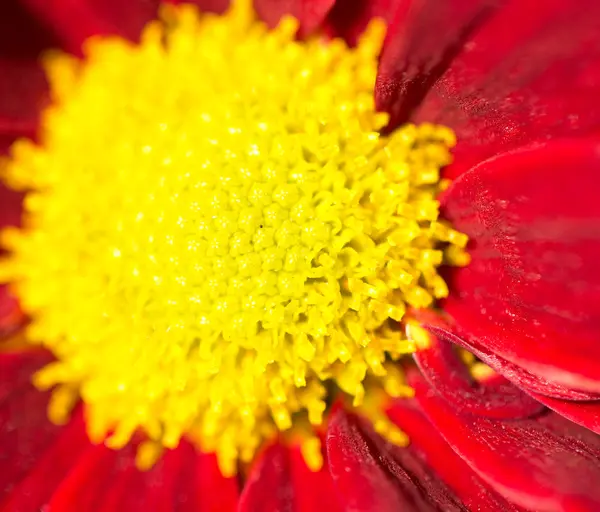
0, 2, 468, 475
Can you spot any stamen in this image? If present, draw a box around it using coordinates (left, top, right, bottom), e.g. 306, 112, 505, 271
0, 1, 468, 474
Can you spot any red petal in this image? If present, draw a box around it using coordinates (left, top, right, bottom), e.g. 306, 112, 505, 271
412, 371, 600, 511
239, 440, 340, 512
0, 1, 58, 59
253, 0, 336, 36
47, 443, 132, 511
0, 5, 41, 339
423, 320, 600, 401
0, 351, 237, 511
0, 288, 23, 341
412, 309, 599, 401
289, 442, 343, 512
413, 329, 544, 418
0, 1, 54, 146
0, 62, 48, 146
375, 0, 499, 131
0, 350, 51, 400
442, 140, 600, 395
238, 442, 295, 512
428, 323, 600, 437
438, 327, 599, 401
324, 0, 402, 45
387, 399, 524, 511
0, 350, 65, 505
528, 393, 600, 436
98, 442, 183, 512
21, 0, 161, 55
0, 185, 23, 335
48, 440, 181, 512
1, 410, 92, 512
326, 407, 467, 512
192, 447, 238, 512
0, 183, 22, 228
405, 0, 600, 176
46, 438, 238, 511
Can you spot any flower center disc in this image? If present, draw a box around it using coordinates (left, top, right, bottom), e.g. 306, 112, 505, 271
0, 1, 467, 474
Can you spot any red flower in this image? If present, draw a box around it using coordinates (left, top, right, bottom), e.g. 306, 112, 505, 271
1, 0, 600, 511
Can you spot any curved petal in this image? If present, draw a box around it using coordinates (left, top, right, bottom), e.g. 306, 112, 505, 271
253, 0, 336, 36
412, 371, 600, 512
326, 407, 467, 512
429, 323, 600, 401
413, 328, 544, 418
387, 399, 524, 511
442, 140, 600, 394
20, 0, 162, 55
412, 309, 600, 401
378, 0, 600, 176
239, 440, 341, 512
528, 393, 600, 437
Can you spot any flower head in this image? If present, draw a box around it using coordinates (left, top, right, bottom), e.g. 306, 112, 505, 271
1, 0, 600, 510
0, 1, 468, 476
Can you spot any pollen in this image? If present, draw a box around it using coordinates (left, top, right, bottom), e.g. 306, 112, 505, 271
0, 1, 468, 475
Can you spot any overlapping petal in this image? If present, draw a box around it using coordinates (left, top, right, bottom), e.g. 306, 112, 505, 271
376, 0, 600, 176
411, 370, 600, 511
413, 322, 600, 456
326, 406, 467, 511
529, 393, 600, 436
387, 399, 524, 511
441, 139, 600, 395
375, 0, 499, 134
425, 321, 600, 401
412, 328, 544, 418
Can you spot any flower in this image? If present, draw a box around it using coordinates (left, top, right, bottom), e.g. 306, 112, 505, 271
0, 1, 599, 512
